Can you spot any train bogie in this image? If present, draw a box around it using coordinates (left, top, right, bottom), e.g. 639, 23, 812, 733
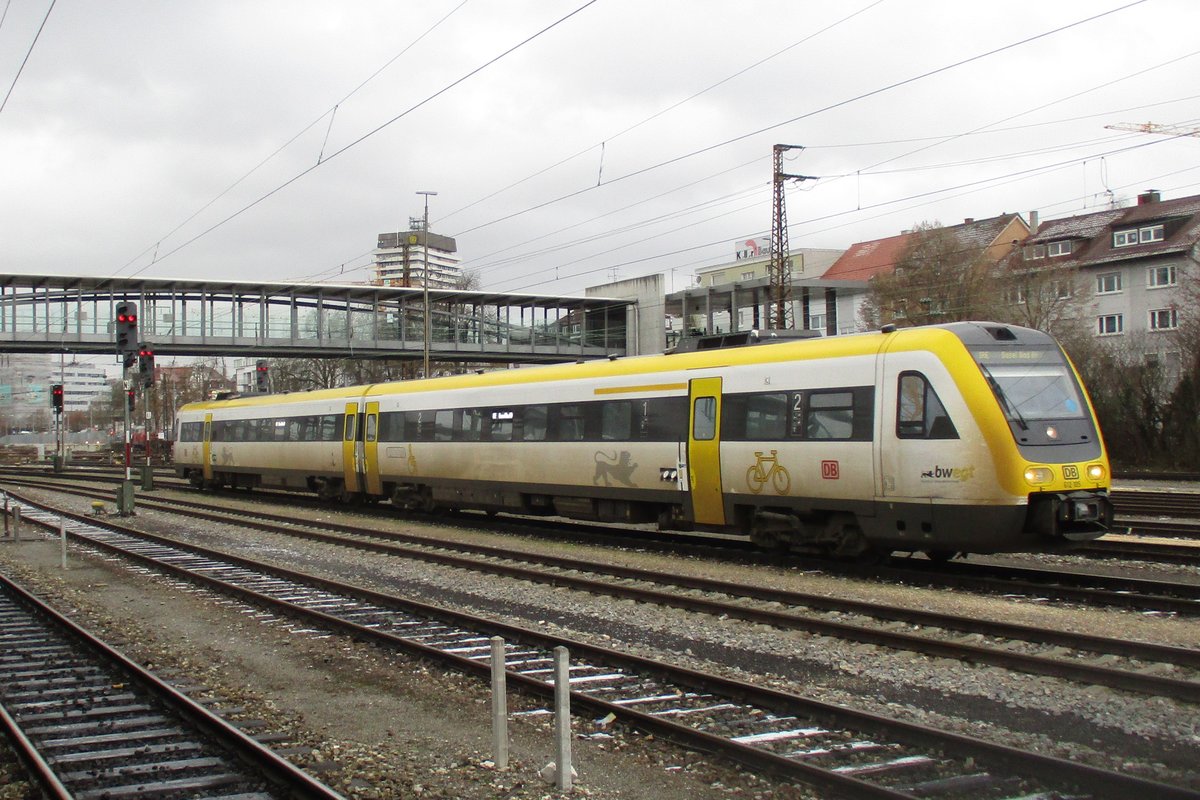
174, 322, 1112, 558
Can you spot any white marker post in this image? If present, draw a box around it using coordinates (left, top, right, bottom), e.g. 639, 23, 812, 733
60, 516, 68, 569
490, 636, 508, 770
554, 646, 573, 791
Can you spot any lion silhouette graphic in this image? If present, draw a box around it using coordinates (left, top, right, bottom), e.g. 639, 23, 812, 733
593, 450, 638, 487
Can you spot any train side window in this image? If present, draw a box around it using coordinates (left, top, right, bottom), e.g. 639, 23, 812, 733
489, 409, 514, 441
601, 401, 632, 441
555, 404, 586, 441
459, 409, 483, 441
693, 396, 716, 441
522, 405, 548, 441
746, 393, 787, 440
320, 414, 340, 441
633, 397, 684, 440
434, 410, 454, 441
806, 391, 854, 440
364, 414, 377, 443
897, 372, 958, 439
343, 413, 355, 442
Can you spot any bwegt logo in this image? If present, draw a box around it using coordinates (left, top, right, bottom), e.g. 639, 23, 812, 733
920, 465, 976, 481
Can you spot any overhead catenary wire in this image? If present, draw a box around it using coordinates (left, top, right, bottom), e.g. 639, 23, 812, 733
0, 0, 54, 118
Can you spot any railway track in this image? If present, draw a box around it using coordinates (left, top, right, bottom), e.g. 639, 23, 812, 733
0, 571, 343, 800
5, 494, 1197, 800
5, 481, 1200, 704
14, 473, 1200, 608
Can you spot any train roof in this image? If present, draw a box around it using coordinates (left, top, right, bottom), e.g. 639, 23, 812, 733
178, 322, 1052, 412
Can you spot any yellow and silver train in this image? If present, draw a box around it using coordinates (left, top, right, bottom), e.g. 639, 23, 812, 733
174, 322, 1113, 558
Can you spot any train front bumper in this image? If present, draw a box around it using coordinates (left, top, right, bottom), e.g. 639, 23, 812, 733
1026, 490, 1114, 541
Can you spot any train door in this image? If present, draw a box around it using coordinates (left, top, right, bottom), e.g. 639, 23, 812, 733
363, 401, 381, 496
687, 377, 725, 525
877, 350, 937, 536
202, 413, 213, 483
342, 402, 360, 494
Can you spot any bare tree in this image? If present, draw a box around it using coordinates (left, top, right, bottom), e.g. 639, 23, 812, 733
860, 222, 1001, 328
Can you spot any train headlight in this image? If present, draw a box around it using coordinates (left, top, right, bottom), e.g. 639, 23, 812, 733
1024, 467, 1053, 485
1086, 464, 1106, 481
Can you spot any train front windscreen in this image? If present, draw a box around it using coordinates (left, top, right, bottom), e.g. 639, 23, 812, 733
970, 346, 1098, 455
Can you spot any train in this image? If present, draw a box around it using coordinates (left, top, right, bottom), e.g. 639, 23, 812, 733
173, 321, 1113, 559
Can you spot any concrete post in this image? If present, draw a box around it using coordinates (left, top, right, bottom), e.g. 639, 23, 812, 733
554, 646, 572, 791
60, 516, 67, 569
12, 506, 20, 542
490, 637, 508, 770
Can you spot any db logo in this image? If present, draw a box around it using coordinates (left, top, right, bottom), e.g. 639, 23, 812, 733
821, 460, 840, 480
1062, 465, 1079, 480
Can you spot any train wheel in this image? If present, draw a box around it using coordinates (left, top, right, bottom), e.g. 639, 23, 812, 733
924, 549, 955, 563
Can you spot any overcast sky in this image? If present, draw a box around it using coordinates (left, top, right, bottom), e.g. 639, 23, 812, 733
2, 0, 1198, 298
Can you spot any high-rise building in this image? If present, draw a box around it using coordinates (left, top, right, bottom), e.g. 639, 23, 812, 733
0, 354, 111, 427
372, 225, 462, 289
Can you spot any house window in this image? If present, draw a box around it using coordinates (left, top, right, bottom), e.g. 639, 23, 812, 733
1149, 308, 1178, 331
1096, 273, 1122, 294
741, 271, 755, 281
1005, 286, 1026, 305
1023, 244, 1046, 260
1046, 240, 1073, 257
1114, 224, 1166, 247
1148, 265, 1177, 288
1113, 229, 1139, 247
1097, 314, 1124, 335
808, 313, 825, 333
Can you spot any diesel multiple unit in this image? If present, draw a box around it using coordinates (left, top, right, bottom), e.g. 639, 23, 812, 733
174, 322, 1113, 558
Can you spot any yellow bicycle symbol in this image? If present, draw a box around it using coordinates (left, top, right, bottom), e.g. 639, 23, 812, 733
746, 449, 791, 495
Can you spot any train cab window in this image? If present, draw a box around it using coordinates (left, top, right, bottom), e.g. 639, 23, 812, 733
805, 391, 854, 440
692, 396, 716, 441
434, 410, 454, 441
601, 401, 632, 440
898, 372, 958, 440
522, 405, 548, 441
746, 393, 787, 440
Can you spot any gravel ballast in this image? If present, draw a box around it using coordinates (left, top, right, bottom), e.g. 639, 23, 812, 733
0, 485, 1197, 797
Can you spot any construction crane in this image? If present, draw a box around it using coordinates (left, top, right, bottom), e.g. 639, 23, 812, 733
1105, 122, 1200, 138
767, 144, 817, 330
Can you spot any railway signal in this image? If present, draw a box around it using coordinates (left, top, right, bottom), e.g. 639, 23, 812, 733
115, 301, 138, 368
126, 387, 136, 413
51, 384, 63, 414
255, 360, 269, 393
138, 345, 155, 387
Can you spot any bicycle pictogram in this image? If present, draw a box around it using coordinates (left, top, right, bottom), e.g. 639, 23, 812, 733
746, 449, 791, 495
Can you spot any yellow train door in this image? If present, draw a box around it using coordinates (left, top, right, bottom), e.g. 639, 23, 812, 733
363, 401, 381, 496
202, 413, 213, 483
342, 402, 360, 494
687, 377, 725, 526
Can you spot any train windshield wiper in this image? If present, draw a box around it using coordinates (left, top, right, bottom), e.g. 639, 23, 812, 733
978, 363, 1028, 431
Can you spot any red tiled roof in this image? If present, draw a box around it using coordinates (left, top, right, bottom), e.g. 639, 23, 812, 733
823, 214, 1025, 281
822, 232, 912, 281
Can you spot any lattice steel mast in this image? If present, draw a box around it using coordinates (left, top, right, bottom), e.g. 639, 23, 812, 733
768, 144, 816, 330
